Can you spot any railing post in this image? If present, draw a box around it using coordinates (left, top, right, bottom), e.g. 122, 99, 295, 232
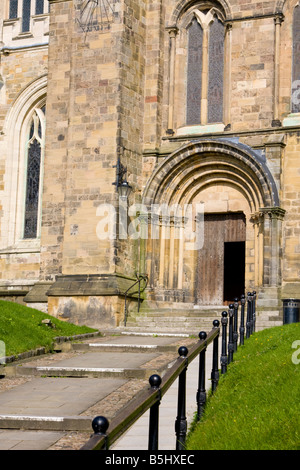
138, 277, 141, 312
246, 292, 252, 339
221, 311, 228, 374
250, 292, 254, 334
211, 320, 220, 393
252, 290, 256, 333
196, 331, 207, 421
228, 304, 234, 364
240, 294, 245, 346
91, 416, 109, 450
233, 298, 239, 352
175, 346, 188, 450
148, 374, 162, 451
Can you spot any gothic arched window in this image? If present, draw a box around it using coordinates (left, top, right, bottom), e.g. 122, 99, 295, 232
23, 106, 45, 239
186, 18, 203, 125
207, 16, 224, 123
186, 9, 225, 126
292, 4, 300, 113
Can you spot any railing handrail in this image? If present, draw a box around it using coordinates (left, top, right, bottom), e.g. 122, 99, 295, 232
80, 290, 257, 451
80, 325, 220, 451
124, 274, 148, 326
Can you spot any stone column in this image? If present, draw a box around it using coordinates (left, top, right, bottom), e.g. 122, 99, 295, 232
158, 216, 167, 287
260, 207, 285, 287
178, 216, 185, 290
250, 211, 264, 287
272, 14, 284, 127
201, 26, 209, 125
224, 22, 232, 128
166, 26, 178, 134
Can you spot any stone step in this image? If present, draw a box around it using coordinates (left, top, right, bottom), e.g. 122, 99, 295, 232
72, 342, 180, 353
7, 364, 163, 380
127, 316, 219, 325
135, 310, 225, 318
127, 318, 218, 324
124, 313, 283, 333
125, 310, 225, 328
142, 301, 195, 310
113, 330, 191, 337
116, 325, 205, 335
0, 414, 92, 432
124, 326, 218, 335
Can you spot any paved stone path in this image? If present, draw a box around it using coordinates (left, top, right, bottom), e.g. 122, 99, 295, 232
0, 330, 215, 450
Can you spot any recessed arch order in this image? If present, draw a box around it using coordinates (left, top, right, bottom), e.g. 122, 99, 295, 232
142, 138, 279, 214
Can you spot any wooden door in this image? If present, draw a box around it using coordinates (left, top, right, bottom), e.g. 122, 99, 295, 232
196, 213, 246, 305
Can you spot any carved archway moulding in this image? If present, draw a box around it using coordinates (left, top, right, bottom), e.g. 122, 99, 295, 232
169, 0, 232, 26
142, 138, 280, 212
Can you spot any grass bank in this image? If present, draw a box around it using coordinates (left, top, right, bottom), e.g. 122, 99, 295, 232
0, 300, 97, 357
186, 323, 300, 450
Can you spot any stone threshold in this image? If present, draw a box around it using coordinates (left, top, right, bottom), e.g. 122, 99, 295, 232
0, 414, 92, 432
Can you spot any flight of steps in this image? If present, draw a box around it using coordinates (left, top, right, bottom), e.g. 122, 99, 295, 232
124, 298, 283, 334
124, 304, 227, 334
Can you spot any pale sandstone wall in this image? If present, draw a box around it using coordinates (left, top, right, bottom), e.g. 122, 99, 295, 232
0, 1, 49, 295
0, 0, 300, 322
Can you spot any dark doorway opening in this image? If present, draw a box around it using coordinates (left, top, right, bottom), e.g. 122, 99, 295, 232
223, 241, 245, 303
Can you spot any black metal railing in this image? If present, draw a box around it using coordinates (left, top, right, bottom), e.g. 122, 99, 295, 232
81, 290, 257, 451
124, 274, 148, 326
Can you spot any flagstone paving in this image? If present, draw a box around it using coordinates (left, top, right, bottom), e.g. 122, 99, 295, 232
0, 331, 212, 450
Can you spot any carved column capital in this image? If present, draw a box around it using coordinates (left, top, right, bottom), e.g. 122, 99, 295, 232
166, 26, 178, 38
259, 207, 286, 221
274, 14, 284, 26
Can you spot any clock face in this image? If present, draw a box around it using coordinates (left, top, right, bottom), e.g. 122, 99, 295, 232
76, 0, 115, 33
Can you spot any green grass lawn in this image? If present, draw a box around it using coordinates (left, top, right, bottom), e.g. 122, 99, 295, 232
186, 322, 300, 450
0, 300, 97, 357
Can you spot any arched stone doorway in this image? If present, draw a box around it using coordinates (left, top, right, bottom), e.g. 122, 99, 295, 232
142, 138, 283, 306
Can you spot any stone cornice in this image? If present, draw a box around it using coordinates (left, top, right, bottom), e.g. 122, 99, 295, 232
259, 207, 286, 220
49, 0, 72, 4
1, 43, 48, 55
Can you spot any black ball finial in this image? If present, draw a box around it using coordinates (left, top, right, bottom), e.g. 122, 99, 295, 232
199, 331, 207, 341
149, 374, 162, 389
92, 416, 109, 435
178, 346, 188, 357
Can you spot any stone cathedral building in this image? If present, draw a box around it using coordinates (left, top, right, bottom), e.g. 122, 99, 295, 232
0, 0, 299, 329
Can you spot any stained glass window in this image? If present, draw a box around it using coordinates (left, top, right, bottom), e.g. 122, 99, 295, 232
9, 0, 18, 19
208, 18, 224, 123
22, 0, 31, 32
24, 140, 41, 238
23, 107, 45, 239
186, 18, 203, 125
292, 5, 300, 113
35, 0, 44, 15
185, 10, 224, 126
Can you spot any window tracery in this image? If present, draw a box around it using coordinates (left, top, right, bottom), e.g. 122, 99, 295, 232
23, 106, 45, 239
186, 8, 225, 126
167, 2, 227, 134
